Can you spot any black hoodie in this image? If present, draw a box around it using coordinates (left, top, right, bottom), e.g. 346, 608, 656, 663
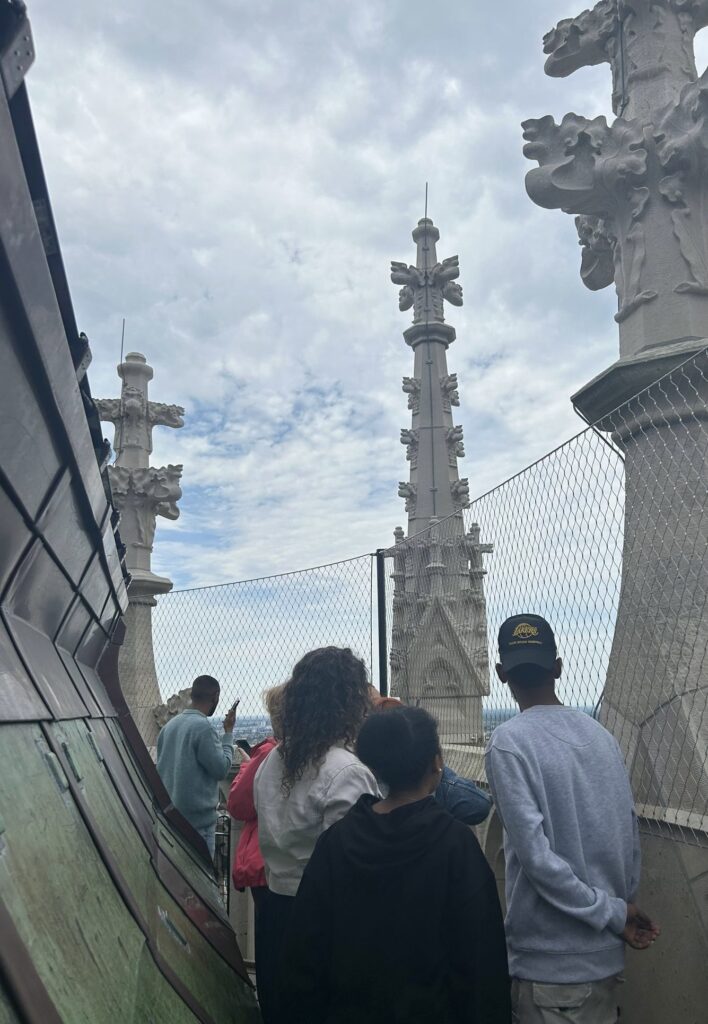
280, 793, 511, 1024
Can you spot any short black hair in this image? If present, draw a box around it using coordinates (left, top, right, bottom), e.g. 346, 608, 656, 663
356, 706, 441, 792
191, 675, 220, 700
506, 663, 554, 688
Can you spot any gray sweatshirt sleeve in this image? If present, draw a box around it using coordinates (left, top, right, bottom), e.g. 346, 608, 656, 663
486, 744, 628, 934
195, 722, 234, 781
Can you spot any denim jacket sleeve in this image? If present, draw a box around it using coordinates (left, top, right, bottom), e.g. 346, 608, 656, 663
435, 765, 493, 825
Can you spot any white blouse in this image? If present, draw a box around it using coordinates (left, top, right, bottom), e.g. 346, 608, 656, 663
254, 744, 379, 896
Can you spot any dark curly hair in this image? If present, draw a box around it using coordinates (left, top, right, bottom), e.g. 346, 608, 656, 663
279, 647, 370, 791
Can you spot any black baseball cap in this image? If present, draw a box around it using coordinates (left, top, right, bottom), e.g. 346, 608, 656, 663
498, 614, 557, 672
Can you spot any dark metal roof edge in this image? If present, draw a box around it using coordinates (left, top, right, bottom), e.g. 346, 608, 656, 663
8, 87, 123, 539
1, 74, 129, 596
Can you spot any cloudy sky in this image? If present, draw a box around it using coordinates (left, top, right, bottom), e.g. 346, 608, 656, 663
26, 1, 708, 588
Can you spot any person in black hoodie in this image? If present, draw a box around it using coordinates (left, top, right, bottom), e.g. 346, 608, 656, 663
279, 706, 511, 1024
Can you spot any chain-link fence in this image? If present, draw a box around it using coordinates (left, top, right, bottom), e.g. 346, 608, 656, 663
151, 556, 376, 748
381, 347, 708, 843
381, 427, 624, 759
142, 348, 708, 842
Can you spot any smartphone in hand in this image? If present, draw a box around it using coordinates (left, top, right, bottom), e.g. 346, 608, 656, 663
223, 699, 240, 732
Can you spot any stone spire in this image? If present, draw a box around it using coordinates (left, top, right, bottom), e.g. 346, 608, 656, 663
96, 352, 184, 749
387, 219, 492, 746
391, 218, 469, 534
96, 352, 183, 574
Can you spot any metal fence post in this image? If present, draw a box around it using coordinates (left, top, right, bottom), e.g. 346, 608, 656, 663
375, 549, 388, 696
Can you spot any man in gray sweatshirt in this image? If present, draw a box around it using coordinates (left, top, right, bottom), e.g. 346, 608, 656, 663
157, 674, 236, 858
485, 615, 659, 1024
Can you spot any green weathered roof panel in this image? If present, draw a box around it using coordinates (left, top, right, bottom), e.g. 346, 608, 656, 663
49, 720, 260, 1023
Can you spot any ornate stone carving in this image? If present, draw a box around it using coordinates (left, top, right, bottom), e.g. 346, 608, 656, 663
97, 353, 185, 460
536, 16, 708, 345
153, 687, 192, 729
440, 373, 460, 410
446, 425, 465, 466
109, 464, 183, 549
97, 352, 185, 750
616, 186, 656, 321
542, 1, 618, 78
451, 478, 471, 510
391, 218, 464, 326
541, 2, 708, 106
466, 523, 494, 579
400, 428, 419, 468
576, 215, 616, 291
658, 173, 708, 293
390, 257, 463, 323
654, 73, 708, 293
149, 402, 185, 429
388, 523, 493, 742
522, 113, 655, 322
522, 113, 648, 205
525, 1, 708, 352
398, 481, 417, 514
96, 387, 146, 451
98, 353, 184, 571
94, 397, 121, 423
402, 376, 421, 414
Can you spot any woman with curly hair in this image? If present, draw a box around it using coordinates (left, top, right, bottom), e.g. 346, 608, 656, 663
253, 647, 378, 1023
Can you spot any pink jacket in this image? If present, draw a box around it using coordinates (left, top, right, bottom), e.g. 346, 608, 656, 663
227, 737, 277, 889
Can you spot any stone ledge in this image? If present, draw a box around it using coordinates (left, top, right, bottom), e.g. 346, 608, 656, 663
571, 338, 708, 425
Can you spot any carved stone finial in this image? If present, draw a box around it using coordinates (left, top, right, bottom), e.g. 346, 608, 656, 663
440, 373, 460, 410
402, 376, 421, 414
97, 351, 185, 463
391, 218, 463, 326
398, 481, 417, 514
97, 351, 184, 575
400, 428, 419, 468
109, 464, 183, 552
451, 478, 470, 510
446, 425, 465, 466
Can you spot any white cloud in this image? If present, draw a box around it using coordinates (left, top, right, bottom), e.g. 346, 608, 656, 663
26, 0, 624, 588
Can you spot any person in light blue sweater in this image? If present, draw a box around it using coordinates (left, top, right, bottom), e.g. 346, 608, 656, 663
485, 615, 660, 1024
157, 674, 236, 858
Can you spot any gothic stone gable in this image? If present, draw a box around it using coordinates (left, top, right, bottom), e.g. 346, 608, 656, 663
404, 596, 488, 743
